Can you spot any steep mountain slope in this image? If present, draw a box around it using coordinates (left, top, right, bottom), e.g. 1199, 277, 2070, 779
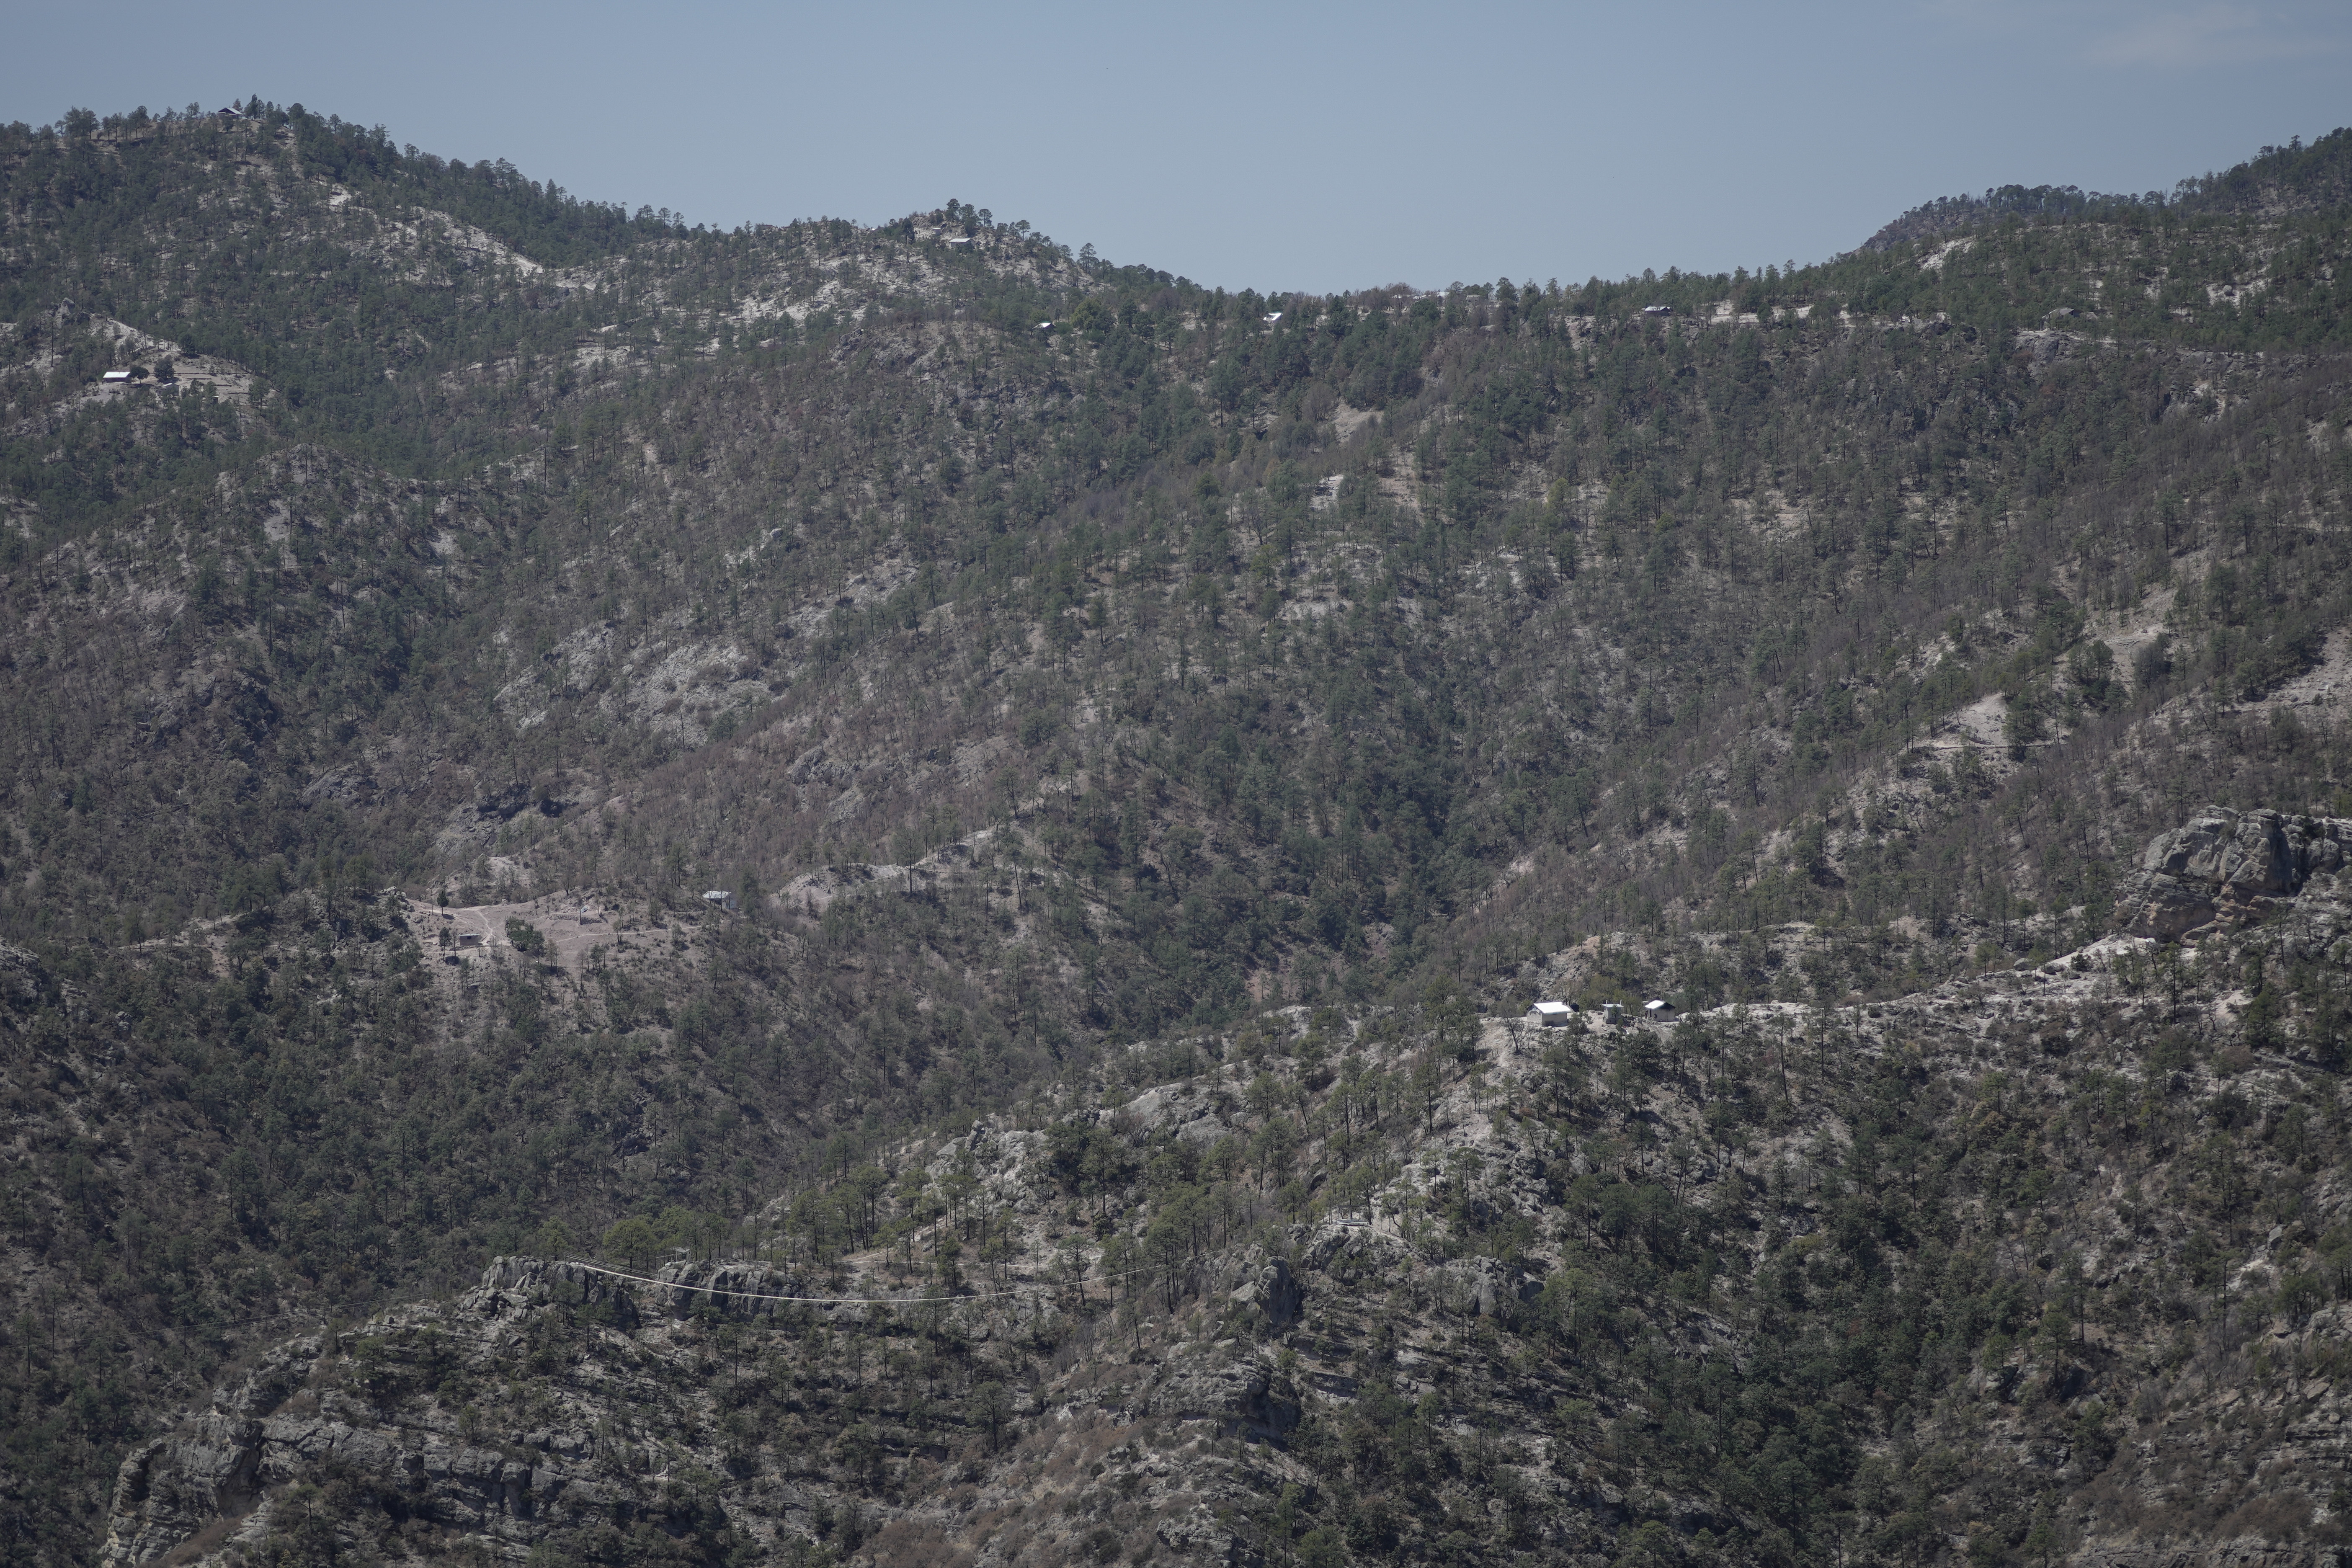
94, 808, 2352, 1568
2, 100, 2351, 1565
6, 106, 2349, 987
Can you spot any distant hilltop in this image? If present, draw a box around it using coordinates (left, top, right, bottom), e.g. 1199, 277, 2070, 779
1859, 126, 2352, 252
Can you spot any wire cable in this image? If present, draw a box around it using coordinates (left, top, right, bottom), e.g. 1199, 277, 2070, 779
548, 1254, 1201, 1308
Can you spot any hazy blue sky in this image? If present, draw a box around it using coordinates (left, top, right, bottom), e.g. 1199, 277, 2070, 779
9, 1, 2347, 292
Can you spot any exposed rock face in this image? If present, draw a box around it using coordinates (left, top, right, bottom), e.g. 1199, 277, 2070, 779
2113, 806, 2352, 941
475, 1254, 645, 1323
98, 1253, 1321, 1568
100, 1274, 755, 1566
105, 1413, 265, 1566
2278, 870, 2352, 965
1454, 1254, 1542, 1318
1122, 1081, 1232, 1145
1143, 1344, 1296, 1438
1230, 1256, 1302, 1329
103, 1337, 324, 1565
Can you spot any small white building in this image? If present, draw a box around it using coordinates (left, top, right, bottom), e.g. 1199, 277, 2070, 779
945, 235, 973, 247
1643, 304, 1674, 316
1527, 1000, 1576, 1027
102, 370, 133, 382
1263, 312, 1282, 324
1644, 998, 1673, 1016
703, 890, 738, 911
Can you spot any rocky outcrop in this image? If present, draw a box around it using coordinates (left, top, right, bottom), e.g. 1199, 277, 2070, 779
647, 1258, 818, 1318
2114, 807, 2352, 941
476, 1253, 887, 1323
1122, 1082, 1235, 1146
1144, 1344, 1298, 1438
1155, 1503, 1252, 1566
1230, 1257, 1302, 1328
2277, 870, 2352, 965
1444, 1254, 1543, 1319
104, 1413, 266, 1566
473, 1254, 622, 1302
2073, 1546, 2345, 1568
102, 1336, 327, 1565
98, 1275, 720, 1568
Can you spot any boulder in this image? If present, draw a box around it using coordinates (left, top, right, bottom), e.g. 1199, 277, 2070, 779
2113, 807, 2352, 941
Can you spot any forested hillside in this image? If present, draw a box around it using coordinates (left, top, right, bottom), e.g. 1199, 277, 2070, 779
1, 100, 2349, 1566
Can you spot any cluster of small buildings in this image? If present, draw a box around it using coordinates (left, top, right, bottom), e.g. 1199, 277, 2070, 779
1525, 996, 1672, 1027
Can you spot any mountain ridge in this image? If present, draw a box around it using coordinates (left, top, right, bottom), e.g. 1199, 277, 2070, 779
0, 105, 2349, 1566
1858, 126, 2352, 254
88, 807, 2352, 1567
